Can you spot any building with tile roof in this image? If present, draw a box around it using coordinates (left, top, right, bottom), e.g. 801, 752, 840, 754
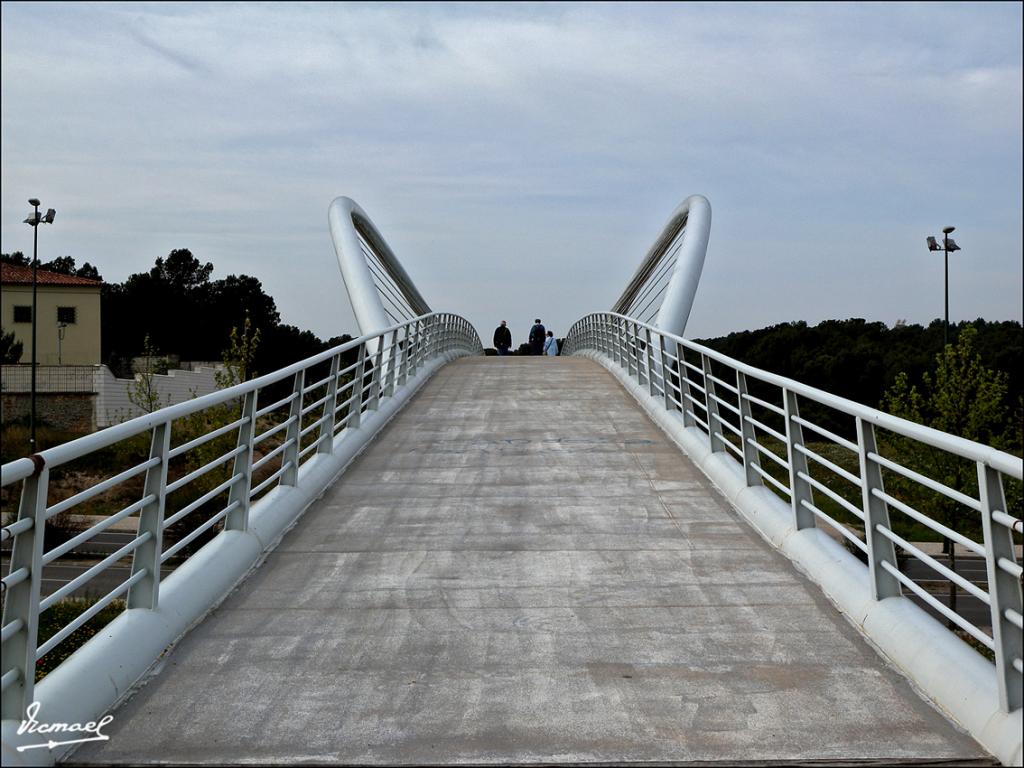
1, 262, 102, 365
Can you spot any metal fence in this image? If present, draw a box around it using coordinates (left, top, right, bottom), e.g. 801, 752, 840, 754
565, 311, 1023, 714
0, 365, 98, 393
0, 313, 481, 720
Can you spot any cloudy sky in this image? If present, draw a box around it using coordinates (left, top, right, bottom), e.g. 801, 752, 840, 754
2, 2, 1021, 349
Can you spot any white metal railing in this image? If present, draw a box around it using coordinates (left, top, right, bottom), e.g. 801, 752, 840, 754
565, 311, 1024, 714
0, 312, 480, 720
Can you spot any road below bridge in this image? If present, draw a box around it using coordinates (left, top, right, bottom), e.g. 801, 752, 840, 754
74, 357, 990, 765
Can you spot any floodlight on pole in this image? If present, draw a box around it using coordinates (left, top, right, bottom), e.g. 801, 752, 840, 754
22, 197, 57, 454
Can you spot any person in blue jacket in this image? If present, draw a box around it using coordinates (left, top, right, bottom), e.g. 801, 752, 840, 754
544, 330, 558, 356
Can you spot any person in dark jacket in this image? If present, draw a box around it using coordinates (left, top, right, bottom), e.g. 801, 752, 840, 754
529, 319, 546, 355
493, 320, 512, 355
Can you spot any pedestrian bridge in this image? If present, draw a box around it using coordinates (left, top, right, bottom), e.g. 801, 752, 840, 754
2, 196, 1021, 765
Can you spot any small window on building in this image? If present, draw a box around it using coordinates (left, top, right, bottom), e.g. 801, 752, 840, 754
57, 306, 77, 324
13, 305, 32, 323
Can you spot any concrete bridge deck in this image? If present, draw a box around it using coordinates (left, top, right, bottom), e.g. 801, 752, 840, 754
73, 357, 990, 765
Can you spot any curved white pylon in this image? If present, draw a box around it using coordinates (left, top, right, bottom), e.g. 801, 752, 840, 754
612, 194, 711, 338
328, 196, 431, 337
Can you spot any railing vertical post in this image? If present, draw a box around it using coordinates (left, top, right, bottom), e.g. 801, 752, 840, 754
349, 343, 367, 429
280, 370, 304, 486
736, 372, 762, 487
1, 467, 49, 721
702, 356, 725, 453
676, 342, 695, 428
625, 320, 635, 377
128, 422, 171, 609
368, 336, 384, 411
384, 329, 399, 399
317, 355, 340, 455
783, 390, 816, 530
634, 323, 646, 387
407, 321, 419, 378
396, 329, 409, 390
658, 335, 674, 412
644, 327, 657, 398
856, 418, 901, 599
978, 462, 1023, 712
226, 390, 258, 527
614, 315, 622, 370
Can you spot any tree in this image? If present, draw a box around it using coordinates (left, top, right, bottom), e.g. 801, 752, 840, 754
880, 325, 1019, 549
1, 328, 23, 363
215, 314, 261, 389
127, 335, 169, 414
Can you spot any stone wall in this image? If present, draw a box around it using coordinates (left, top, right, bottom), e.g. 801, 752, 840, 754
1, 393, 95, 432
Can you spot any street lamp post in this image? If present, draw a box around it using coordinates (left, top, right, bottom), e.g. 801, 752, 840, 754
926, 226, 961, 349
925, 225, 963, 628
22, 198, 57, 454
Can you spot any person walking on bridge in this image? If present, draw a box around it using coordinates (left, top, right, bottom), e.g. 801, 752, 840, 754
544, 330, 558, 356
529, 319, 546, 355
493, 320, 512, 356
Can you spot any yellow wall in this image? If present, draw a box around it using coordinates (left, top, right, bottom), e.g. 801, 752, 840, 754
1, 285, 102, 364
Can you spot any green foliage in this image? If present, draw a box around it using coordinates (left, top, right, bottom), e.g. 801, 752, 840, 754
1, 251, 101, 280
1, 326, 23, 363
880, 325, 1021, 545
127, 334, 169, 414
215, 314, 261, 389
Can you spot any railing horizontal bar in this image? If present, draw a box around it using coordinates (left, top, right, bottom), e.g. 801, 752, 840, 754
1, 617, 25, 644
997, 557, 1022, 579
250, 463, 292, 498
166, 445, 246, 495
879, 560, 994, 649
168, 416, 249, 460
687, 410, 709, 432
741, 392, 785, 416
36, 569, 147, 659
747, 438, 790, 470
794, 443, 862, 487
751, 462, 792, 497
163, 473, 242, 529
867, 452, 982, 513
255, 391, 299, 419
1006, 608, 1023, 631
744, 415, 787, 445
302, 372, 335, 394
681, 359, 703, 376
253, 415, 298, 446
872, 488, 985, 556
992, 510, 1023, 533
43, 493, 156, 565
790, 415, 859, 453
706, 372, 739, 395
40, 532, 152, 610
709, 392, 742, 417
800, 499, 867, 551
299, 417, 326, 439
160, 503, 236, 563
46, 457, 161, 519
298, 438, 323, 461
0, 667, 18, 693
1, 517, 34, 541
300, 394, 331, 418
252, 439, 294, 473
336, 358, 362, 380
797, 471, 865, 521
715, 432, 744, 461
711, 412, 743, 438
876, 525, 991, 605
1015, 658, 1024, 675
682, 376, 706, 395
1, 567, 30, 592
683, 392, 707, 412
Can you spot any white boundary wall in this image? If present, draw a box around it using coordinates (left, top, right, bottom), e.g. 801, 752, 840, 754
94, 366, 223, 427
